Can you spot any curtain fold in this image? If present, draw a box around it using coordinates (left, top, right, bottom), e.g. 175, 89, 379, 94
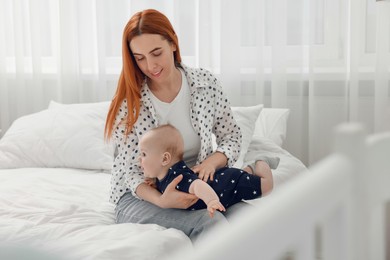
375, 1, 390, 132
0, 0, 389, 166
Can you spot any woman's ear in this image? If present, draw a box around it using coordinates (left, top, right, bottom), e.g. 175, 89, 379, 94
162, 152, 172, 166
171, 42, 177, 52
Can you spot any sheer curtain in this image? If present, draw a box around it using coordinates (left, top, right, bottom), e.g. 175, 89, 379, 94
0, 0, 389, 166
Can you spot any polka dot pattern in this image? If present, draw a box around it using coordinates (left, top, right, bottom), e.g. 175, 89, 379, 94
109, 64, 242, 204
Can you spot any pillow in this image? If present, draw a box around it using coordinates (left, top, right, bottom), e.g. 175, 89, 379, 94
253, 108, 290, 147
48, 100, 109, 110
0, 101, 113, 170
212, 104, 263, 168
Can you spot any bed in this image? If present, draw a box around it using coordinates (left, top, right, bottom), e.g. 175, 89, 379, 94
0, 101, 307, 260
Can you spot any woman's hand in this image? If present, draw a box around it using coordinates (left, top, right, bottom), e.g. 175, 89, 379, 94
192, 152, 228, 182
191, 163, 217, 182
159, 175, 199, 209
144, 177, 157, 189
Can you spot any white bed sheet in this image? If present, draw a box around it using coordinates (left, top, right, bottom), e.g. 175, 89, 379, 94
0, 168, 192, 260
0, 139, 306, 260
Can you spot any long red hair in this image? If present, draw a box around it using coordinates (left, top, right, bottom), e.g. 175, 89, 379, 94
105, 9, 182, 140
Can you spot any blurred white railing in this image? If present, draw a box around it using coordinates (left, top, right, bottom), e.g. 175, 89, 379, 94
168, 123, 390, 260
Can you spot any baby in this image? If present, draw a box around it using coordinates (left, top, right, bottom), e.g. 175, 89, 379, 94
138, 124, 279, 218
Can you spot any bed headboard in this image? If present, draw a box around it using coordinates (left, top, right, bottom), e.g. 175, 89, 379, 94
167, 123, 390, 260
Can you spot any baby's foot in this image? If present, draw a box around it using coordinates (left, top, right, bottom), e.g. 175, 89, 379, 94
255, 160, 273, 196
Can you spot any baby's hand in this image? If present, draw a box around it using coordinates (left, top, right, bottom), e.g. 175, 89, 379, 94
144, 177, 157, 188
207, 200, 226, 218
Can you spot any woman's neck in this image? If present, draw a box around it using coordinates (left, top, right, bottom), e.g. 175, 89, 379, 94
148, 67, 182, 103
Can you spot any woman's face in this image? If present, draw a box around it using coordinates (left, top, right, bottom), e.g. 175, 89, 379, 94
130, 34, 177, 85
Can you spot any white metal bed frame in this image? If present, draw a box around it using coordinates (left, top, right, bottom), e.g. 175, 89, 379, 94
168, 122, 390, 260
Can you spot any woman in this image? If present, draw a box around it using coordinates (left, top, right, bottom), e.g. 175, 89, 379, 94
105, 9, 271, 243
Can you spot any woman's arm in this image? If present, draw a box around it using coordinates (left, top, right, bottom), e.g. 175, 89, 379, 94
136, 175, 199, 209
191, 76, 241, 182
212, 77, 242, 167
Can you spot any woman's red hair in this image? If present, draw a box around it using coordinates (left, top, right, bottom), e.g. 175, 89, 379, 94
105, 9, 182, 140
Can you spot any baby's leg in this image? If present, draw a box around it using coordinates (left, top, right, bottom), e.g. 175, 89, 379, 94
254, 160, 273, 196
242, 165, 253, 174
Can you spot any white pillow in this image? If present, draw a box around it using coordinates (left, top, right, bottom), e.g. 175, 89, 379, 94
253, 108, 290, 147
48, 100, 109, 110
0, 101, 113, 170
212, 104, 263, 168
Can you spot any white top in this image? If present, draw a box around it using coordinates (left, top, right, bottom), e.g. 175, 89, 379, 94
149, 68, 201, 167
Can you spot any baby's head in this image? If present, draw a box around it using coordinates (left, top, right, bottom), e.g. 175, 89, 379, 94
139, 124, 184, 179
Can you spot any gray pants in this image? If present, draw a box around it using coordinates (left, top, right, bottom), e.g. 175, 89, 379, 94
115, 192, 249, 243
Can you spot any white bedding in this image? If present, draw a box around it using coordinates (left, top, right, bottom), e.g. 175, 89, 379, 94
0, 168, 192, 260
0, 101, 307, 259
244, 137, 306, 189
0, 144, 305, 259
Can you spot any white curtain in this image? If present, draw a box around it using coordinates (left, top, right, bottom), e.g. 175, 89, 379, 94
1, 0, 389, 166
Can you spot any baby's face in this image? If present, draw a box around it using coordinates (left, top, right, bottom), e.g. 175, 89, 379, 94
139, 134, 164, 179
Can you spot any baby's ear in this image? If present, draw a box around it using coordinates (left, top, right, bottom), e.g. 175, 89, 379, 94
162, 152, 172, 166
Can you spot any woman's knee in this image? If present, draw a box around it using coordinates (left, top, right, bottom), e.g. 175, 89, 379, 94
115, 193, 229, 242
190, 211, 228, 242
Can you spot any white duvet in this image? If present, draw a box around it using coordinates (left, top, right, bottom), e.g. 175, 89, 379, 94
0, 168, 192, 260
0, 138, 306, 260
